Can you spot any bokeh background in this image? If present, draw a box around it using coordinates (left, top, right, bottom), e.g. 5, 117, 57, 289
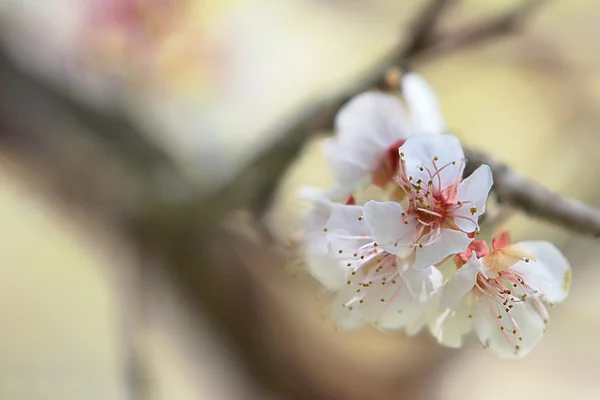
1, 0, 600, 399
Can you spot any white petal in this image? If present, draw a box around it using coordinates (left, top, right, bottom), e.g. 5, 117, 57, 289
326, 204, 366, 235
335, 91, 411, 147
429, 296, 474, 348
354, 280, 402, 326
323, 139, 372, 196
453, 164, 493, 232
475, 300, 545, 358
511, 241, 572, 304
328, 91, 414, 193
375, 289, 429, 335
304, 241, 347, 291
300, 189, 335, 231
439, 254, 480, 309
363, 200, 414, 258
404, 304, 430, 336
301, 198, 352, 290
399, 134, 464, 190
402, 73, 445, 135
413, 228, 472, 270
401, 266, 444, 302
331, 288, 366, 331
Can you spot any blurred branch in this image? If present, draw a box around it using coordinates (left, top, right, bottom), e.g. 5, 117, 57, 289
464, 149, 600, 237
415, 0, 551, 61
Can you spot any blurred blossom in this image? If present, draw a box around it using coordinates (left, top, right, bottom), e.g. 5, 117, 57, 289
80, 0, 228, 98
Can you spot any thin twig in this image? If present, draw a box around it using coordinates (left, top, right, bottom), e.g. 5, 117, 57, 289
415, 0, 552, 62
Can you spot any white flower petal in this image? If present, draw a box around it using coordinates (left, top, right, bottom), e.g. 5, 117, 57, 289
401, 266, 444, 302
454, 164, 493, 232
323, 140, 372, 196
511, 241, 572, 304
363, 200, 414, 258
413, 228, 472, 270
331, 288, 366, 331
404, 304, 430, 337
351, 280, 401, 325
475, 300, 545, 358
439, 254, 480, 309
300, 190, 335, 230
375, 289, 429, 335
402, 73, 445, 135
399, 134, 464, 190
302, 200, 368, 290
326, 204, 366, 236
304, 240, 347, 291
329, 91, 413, 194
335, 91, 411, 146
430, 296, 474, 348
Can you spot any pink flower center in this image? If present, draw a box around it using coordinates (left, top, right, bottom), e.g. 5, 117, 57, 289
454, 239, 490, 267
394, 157, 473, 246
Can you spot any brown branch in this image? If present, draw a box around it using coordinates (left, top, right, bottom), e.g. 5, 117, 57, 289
416, 0, 552, 62
465, 149, 600, 237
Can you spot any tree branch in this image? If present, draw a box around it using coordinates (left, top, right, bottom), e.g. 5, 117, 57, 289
416, 0, 552, 62
465, 149, 600, 237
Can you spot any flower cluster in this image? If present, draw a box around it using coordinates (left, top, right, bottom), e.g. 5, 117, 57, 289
300, 73, 571, 358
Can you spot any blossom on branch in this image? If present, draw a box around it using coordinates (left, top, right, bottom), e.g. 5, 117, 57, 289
430, 232, 571, 357
299, 70, 571, 359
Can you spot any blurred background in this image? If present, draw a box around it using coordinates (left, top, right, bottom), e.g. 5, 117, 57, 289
1, 0, 600, 399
